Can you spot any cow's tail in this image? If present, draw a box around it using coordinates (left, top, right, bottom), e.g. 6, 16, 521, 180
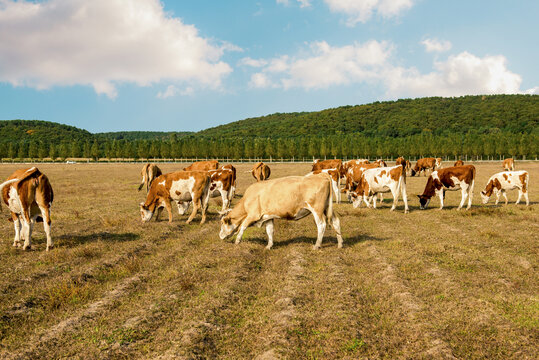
325, 177, 336, 227
202, 176, 211, 212
0, 179, 19, 211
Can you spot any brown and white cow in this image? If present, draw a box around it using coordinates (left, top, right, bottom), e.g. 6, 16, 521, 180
349, 165, 409, 213
480, 171, 529, 206
221, 164, 237, 197
306, 168, 341, 203
251, 162, 271, 182
176, 168, 236, 214
183, 160, 219, 172
343, 162, 380, 197
341, 159, 370, 179
138, 163, 162, 192
417, 165, 476, 210
454, 160, 464, 167
0, 167, 53, 251
312, 159, 342, 173
140, 171, 210, 224
396, 157, 412, 175
374, 159, 387, 167
411, 157, 437, 177
502, 158, 515, 171
219, 174, 343, 250
435, 158, 443, 169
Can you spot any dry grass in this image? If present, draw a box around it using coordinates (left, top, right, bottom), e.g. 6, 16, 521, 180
0, 161, 537, 359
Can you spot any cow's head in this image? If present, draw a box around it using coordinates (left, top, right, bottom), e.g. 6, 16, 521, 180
348, 190, 363, 208
176, 201, 190, 215
417, 195, 431, 209
219, 213, 237, 240
410, 168, 417, 177
139, 202, 154, 222
480, 190, 490, 204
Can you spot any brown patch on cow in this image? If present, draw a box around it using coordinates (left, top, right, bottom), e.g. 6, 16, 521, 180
454, 160, 464, 167
380, 170, 386, 176
389, 166, 402, 182
184, 160, 219, 172
312, 159, 342, 173
519, 173, 527, 193
374, 177, 379, 184
175, 190, 181, 196
503, 173, 508, 181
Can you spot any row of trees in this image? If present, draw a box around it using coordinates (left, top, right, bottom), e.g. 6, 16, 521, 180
1, 131, 537, 161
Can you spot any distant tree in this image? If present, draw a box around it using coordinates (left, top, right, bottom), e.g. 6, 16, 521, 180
38, 141, 48, 159
70, 140, 81, 158
28, 141, 38, 159
49, 144, 57, 161
91, 139, 100, 160
83, 141, 91, 159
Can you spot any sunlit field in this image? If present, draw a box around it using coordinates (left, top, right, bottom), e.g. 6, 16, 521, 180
0, 161, 537, 359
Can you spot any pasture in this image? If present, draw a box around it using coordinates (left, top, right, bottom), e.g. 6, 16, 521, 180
0, 162, 537, 359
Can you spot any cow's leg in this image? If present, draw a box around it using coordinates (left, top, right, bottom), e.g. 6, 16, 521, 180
372, 194, 377, 209
438, 190, 444, 210
39, 206, 53, 251
502, 190, 508, 205
516, 189, 523, 205
163, 199, 173, 223
495, 190, 500, 205
401, 181, 409, 214
312, 211, 327, 250
265, 220, 274, 250
186, 196, 200, 224
155, 206, 163, 221
378, 192, 384, 206
220, 189, 228, 211
524, 189, 529, 206
457, 186, 468, 210
199, 196, 207, 225
362, 195, 371, 208
390, 187, 398, 212
22, 219, 32, 250
466, 181, 474, 210
235, 217, 255, 244
12, 214, 22, 248
329, 214, 343, 248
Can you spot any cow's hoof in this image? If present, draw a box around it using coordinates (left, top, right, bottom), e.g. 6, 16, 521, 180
46, 245, 53, 251
404, 210, 410, 214
264, 246, 272, 250
23, 245, 31, 251
312, 245, 320, 250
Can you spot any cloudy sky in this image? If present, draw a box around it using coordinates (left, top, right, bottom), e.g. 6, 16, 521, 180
0, 0, 537, 132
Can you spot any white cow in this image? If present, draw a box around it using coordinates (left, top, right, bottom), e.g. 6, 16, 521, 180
480, 171, 529, 206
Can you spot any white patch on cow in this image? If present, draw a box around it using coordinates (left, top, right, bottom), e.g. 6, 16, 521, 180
158, 180, 165, 186
8, 186, 22, 214
169, 177, 196, 202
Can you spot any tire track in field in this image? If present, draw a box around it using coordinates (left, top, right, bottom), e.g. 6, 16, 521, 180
2, 225, 212, 360
367, 244, 457, 359
254, 248, 305, 360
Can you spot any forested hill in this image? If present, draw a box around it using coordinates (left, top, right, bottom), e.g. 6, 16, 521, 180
0, 120, 94, 144
197, 95, 538, 138
95, 131, 192, 141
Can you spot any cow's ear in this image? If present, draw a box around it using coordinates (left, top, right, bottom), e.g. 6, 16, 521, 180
416, 195, 421, 199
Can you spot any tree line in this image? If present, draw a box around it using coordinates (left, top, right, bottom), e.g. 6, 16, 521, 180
1, 131, 537, 161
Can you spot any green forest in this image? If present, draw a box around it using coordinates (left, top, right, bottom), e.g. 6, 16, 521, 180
1, 95, 537, 161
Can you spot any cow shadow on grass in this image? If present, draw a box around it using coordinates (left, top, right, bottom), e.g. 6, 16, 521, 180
245, 233, 388, 249
56, 232, 140, 248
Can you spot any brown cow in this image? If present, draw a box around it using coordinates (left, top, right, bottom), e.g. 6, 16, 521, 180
140, 171, 210, 224
341, 159, 369, 179
0, 167, 53, 251
219, 174, 343, 250
221, 164, 237, 197
343, 162, 380, 194
454, 160, 464, 167
502, 158, 515, 171
435, 158, 443, 169
396, 157, 412, 175
138, 163, 162, 192
411, 157, 437, 177
252, 162, 271, 182
312, 159, 343, 173
183, 160, 219, 172
417, 165, 476, 210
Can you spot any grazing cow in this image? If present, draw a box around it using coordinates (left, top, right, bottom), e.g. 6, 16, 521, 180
343, 162, 380, 196
183, 160, 219, 172
411, 157, 437, 177
252, 162, 271, 182
0, 167, 53, 251
219, 174, 343, 250
138, 163, 162, 192
341, 159, 369, 179
349, 165, 409, 213
140, 171, 210, 224
502, 158, 515, 171
454, 160, 464, 167
312, 159, 342, 173
417, 165, 476, 210
306, 168, 341, 203
374, 159, 387, 167
435, 158, 443, 169
177, 168, 236, 214
221, 164, 237, 197
480, 171, 529, 206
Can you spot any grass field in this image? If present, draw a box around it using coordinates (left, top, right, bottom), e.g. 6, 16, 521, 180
0, 161, 537, 359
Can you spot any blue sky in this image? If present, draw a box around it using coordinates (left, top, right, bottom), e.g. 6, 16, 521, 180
0, 0, 537, 133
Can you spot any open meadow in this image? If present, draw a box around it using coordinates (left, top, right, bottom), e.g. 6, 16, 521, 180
0, 161, 537, 359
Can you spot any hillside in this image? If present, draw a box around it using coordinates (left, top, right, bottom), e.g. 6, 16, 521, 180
197, 95, 539, 138
95, 131, 192, 141
0, 120, 94, 144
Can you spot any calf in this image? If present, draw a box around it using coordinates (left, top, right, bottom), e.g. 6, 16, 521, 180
184, 160, 219, 172
454, 160, 464, 167
480, 171, 529, 206
252, 162, 271, 182
140, 171, 210, 224
0, 167, 53, 251
502, 158, 515, 171
138, 163, 162, 192
306, 168, 341, 203
417, 165, 476, 210
349, 165, 409, 213
411, 157, 437, 177
219, 174, 343, 250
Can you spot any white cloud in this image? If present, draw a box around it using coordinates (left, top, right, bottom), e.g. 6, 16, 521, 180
277, 0, 312, 8
421, 38, 452, 53
157, 85, 178, 99
244, 41, 535, 98
324, 0, 414, 25
0, 0, 238, 98
239, 57, 268, 67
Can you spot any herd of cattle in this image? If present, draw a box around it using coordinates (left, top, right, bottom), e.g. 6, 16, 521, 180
0, 157, 530, 251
